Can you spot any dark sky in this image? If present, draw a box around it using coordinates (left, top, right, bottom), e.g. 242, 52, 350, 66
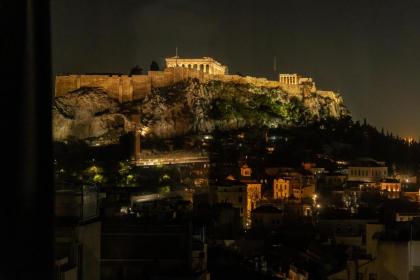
51, 0, 420, 139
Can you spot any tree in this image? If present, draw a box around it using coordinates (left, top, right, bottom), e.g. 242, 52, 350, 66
150, 60, 160, 71
129, 65, 143, 75
159, 186, 170, 194
83, 162, 106, 185
118, 160, 136, 187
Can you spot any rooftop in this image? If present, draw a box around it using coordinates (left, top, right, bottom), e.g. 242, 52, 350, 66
380, 178, 400, 183
253, 205, 283, 214
349, 158, 386, 167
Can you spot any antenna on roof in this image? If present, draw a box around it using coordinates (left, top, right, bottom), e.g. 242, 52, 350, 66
175, 47, 178, 66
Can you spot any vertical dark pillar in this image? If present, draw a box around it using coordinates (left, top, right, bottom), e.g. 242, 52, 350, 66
2, 0, 53, 279
131, 114, 141, 161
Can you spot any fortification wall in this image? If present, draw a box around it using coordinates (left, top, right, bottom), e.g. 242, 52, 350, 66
55, 67, 336, 103
317, 90, 340, 101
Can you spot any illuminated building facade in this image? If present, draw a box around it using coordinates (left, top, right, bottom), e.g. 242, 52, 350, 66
379, 178, 401, 193
273, 178, 291, 199
215, 182, 261, 228
347, 158, 388, 182
165, 56, 228, 74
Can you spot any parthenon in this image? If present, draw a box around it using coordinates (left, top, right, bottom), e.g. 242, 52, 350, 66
165, 56, 228, 75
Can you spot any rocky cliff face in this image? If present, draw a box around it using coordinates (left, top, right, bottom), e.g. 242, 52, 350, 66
52, 87, 131, 145
53, 79, 349, 144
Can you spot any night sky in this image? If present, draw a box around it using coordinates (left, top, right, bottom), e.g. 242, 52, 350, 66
51, 0, 420, 139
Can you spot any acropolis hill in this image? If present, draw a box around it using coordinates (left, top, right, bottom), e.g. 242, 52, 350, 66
53, 56, 349, 144
55, 56, 340, 103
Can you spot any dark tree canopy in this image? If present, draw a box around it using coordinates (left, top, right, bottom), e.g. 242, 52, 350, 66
129, 65, 143, 75
150, 60, 160, 71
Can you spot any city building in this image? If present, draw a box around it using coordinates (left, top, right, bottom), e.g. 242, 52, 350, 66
288, 264, 309, 280
215, 184, 247, 226
318, 218, 379, 248
214, 181, 261, 227
251, 205, 283, 229
322, 173, 347, 188
328, 224, 420, 280
273, 177, 291, 199
379, 178, 401, 192
402, 187, 420, 202
302, 185, 316, 199
270, 168, 316, 200
101, 219, 209, 280
379, 178, 401, 198
240, 163, 252, 178
347, 158, 388, 183
396, 212, 420, 222
55, 185, 101, 280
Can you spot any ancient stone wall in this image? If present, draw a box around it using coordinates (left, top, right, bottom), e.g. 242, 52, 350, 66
55, 67, 336, 103
317, 90, 339, 101
56, 67, 284, 102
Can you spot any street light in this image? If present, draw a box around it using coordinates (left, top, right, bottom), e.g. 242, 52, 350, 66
138, 126, 150, 136
312, 194, 318, 207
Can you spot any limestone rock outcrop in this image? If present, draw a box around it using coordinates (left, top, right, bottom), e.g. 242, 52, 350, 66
53, 79, 349, 145
52, 87, 131, 145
